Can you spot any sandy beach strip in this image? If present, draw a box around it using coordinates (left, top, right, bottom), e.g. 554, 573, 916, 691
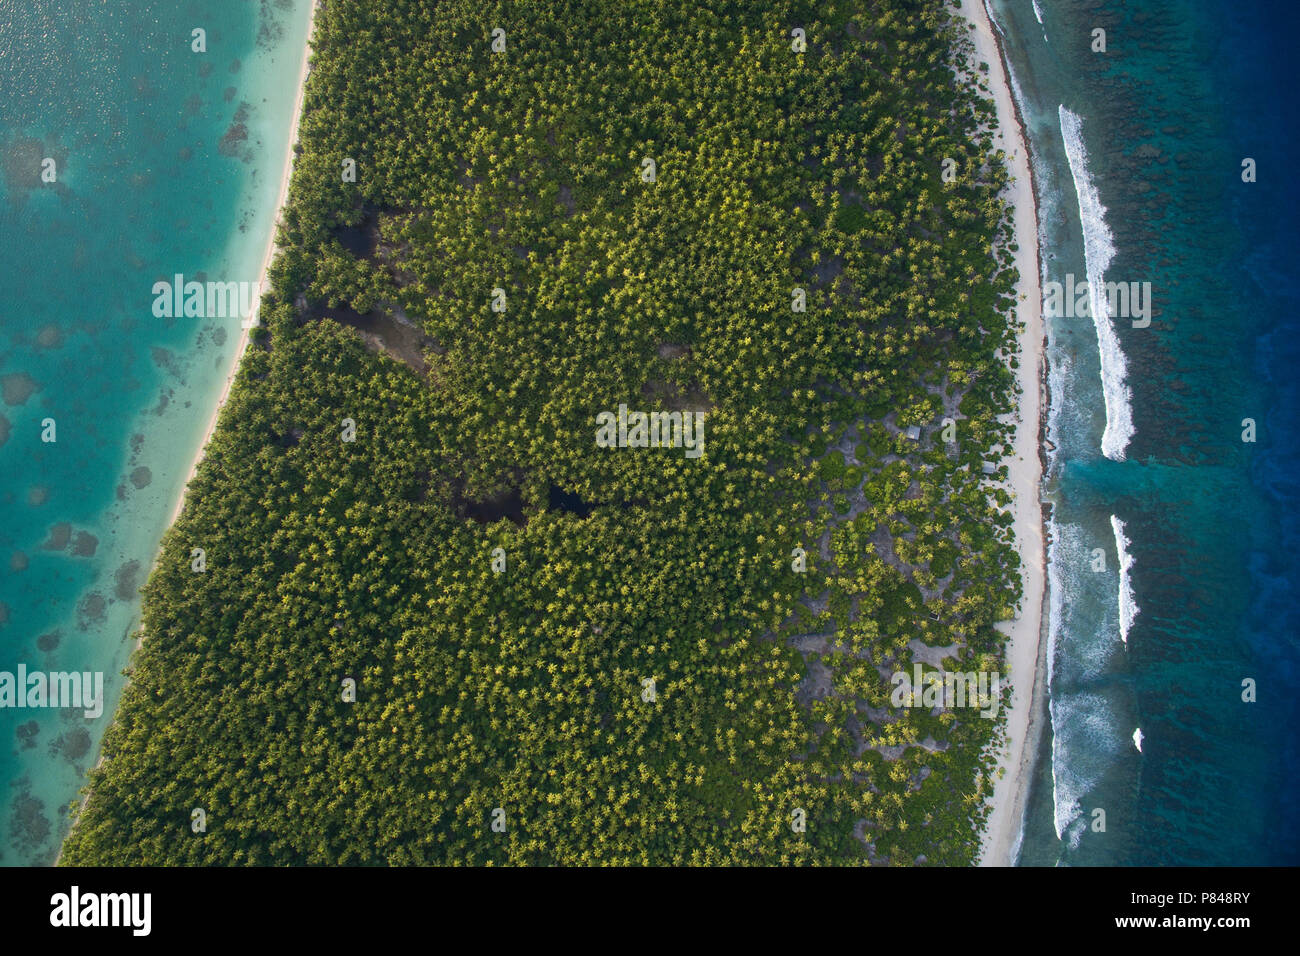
58, 5, 319, 863
953, 0, 1048, 866
166, 1, 318, 528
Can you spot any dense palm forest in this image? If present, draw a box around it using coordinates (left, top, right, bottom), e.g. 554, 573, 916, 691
62, 0, 1025, 865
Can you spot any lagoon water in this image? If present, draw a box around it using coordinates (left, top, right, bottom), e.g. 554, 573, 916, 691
0, 0, 312, 865
989, 0, 1299, 864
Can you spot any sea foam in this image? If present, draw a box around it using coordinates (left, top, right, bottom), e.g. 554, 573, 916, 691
1111, 514, 1140, 644
1046, 514, 1064, 687
1045, 514, 1071, 838
1046, 519, 1129, 842
1050, 693, 1115, 841
982, 0, 1005, 39
1058, 105, 1134, 460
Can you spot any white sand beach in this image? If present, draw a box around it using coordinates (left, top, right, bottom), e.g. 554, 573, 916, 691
168, 1, 318, 527
954, 0, 1048, 866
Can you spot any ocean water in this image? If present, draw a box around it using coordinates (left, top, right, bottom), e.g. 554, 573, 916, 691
0, 0, 312, 865
987, 0, 1300, 864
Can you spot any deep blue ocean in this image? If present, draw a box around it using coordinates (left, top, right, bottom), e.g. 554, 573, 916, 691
990, 0, 1300, 865
0, 0, 311, 865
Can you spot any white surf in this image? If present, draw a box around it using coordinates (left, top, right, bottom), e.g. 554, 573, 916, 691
1058, 105, 1135, 461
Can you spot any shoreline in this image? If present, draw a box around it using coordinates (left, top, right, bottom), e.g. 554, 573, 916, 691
168, 2, 317, 530
56, 2, 318, 863
955, 0, 1049, 866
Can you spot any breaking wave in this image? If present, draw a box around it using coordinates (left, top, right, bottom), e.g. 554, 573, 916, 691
1058, 105, 1135, 460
